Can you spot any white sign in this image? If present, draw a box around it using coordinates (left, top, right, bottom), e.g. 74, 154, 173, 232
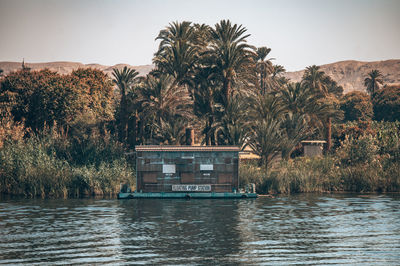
200, 164, 213, 171
163, 164, 176, 174
172, 184, 211, 192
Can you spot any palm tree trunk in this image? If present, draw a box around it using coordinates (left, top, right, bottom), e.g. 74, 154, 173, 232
119, 96, 128, 143
206, 116, 211, 146
326, 117, 332, 152
127, 110, 137, 148
224, 78, 232, 103
134, 110, 138, 146
260, 71, 264, 95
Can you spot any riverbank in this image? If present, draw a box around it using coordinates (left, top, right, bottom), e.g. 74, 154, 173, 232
240, 121, 400, 194
0, 129, 135, 198
1, 121, 399, 198
240, 156, 400, 194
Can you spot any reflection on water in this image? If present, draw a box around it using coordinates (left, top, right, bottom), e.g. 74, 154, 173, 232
1, 194, 399, 265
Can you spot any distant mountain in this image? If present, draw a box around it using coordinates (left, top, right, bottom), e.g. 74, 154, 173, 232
0, 61, 153, 77
284, 59, 400, 93
1, 59, 399, 94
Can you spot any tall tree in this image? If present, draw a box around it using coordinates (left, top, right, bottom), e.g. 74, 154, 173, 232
70, 68, 114, 123
213, 95, 249, 147
373, 84, 400, 122
280, 113, 313, 159
207, 19, 256, 103
153, 21, 198, 86
192, 67, 219, 145
247, 92, 285, 170
302, 65, 328, 95
255, 46, 274, 94
0, 69, 79, 132
0, 68, 114, 134
139, 74, 193, 144
272, 65, 288, 87
364, 69, 383, 97
340, 91, 373, 122
247, 116, 283, 171
272, 65, 286, 79
112, 66, 139, 144
301, 65, 341, 151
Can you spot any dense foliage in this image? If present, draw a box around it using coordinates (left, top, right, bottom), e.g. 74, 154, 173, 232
373, 84, 400, 122
0, 126, 134, 198
341, 91, 373, 122
0, 20, 399, 197
241, 121, 400, 194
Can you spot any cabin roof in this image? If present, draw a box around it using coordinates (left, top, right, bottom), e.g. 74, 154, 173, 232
301, 140, 327, 145
135, 145, 240, 152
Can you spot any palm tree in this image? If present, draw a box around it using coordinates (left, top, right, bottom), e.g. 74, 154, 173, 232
255, 46, 274, 94
139, 74, 193, 144
213, 95, 249, 147
272, 65, 286, 79
154, 117, 188, 145
301, 65, 340, 151
302, 65, 328, 95
246, 92, 285, 169
153, 21, 198, 86
279, 82, 311, 114
364, 69, 383, 97
192, 23, 212, 49
247, 116, 283, 171
248, 91, 284, 122
206, 19, 256, 103
278, 81, 339, 141
192, 67, 219, 145
280, 113, 313, 159
112, 66, 139, 143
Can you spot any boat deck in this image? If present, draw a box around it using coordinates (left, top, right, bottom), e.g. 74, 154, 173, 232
118, 192, 257, 199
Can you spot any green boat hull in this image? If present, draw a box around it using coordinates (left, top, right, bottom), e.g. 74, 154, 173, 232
118, 192, 257, 199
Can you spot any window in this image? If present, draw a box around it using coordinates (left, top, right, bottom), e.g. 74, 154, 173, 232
200, 164, 213, 171
163, 164, 176, 174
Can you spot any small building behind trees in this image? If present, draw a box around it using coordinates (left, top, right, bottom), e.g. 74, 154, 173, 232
301, 140, 326, 157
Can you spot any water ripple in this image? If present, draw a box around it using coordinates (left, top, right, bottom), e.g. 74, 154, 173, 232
0, 194, 399, 265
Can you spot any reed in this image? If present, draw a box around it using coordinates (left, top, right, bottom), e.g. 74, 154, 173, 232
0, 130, 135, 198
241, 157, 400, 194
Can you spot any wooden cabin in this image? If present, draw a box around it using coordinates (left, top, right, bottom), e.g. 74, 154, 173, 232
135, 146, 240, 193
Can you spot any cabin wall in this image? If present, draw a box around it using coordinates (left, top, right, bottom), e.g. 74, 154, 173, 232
304, 144, 324, 157
136, 150, 239, 193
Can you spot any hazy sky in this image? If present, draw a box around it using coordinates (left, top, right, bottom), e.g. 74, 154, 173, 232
0, 0, 399, 71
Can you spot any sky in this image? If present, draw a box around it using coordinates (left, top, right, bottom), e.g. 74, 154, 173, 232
0, 0, 399, 71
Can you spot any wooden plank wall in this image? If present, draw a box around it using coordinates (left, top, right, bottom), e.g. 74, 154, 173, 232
136, 150, 239, 192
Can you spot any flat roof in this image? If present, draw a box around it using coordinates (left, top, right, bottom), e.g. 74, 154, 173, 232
301, 140, 327, 144
135, 145, 240, 152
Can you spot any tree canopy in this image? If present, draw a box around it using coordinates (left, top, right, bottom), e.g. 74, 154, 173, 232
1, 19, 396, 173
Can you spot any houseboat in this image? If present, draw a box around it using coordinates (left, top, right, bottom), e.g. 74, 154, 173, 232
118, 145, 257, 199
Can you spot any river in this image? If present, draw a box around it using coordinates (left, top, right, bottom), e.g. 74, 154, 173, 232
1, 194, 399, 265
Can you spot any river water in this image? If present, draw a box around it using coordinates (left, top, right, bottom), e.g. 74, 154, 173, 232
0, 194, 399, 265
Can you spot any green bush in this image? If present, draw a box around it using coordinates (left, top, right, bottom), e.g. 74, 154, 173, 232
336, 134, 379, 166
260, 156, 339, 194
239, 144, 400, 194
239, 161, 266, 193
0, 130, 135, 198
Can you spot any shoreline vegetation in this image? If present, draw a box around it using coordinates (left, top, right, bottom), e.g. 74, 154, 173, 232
1, 20, 399, 198
241, 121, 400, 195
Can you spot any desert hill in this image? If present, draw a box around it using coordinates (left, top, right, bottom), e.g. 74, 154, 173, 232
0, 61, 153, 77
284, 59, 400, 93
1, 60, 399, 94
